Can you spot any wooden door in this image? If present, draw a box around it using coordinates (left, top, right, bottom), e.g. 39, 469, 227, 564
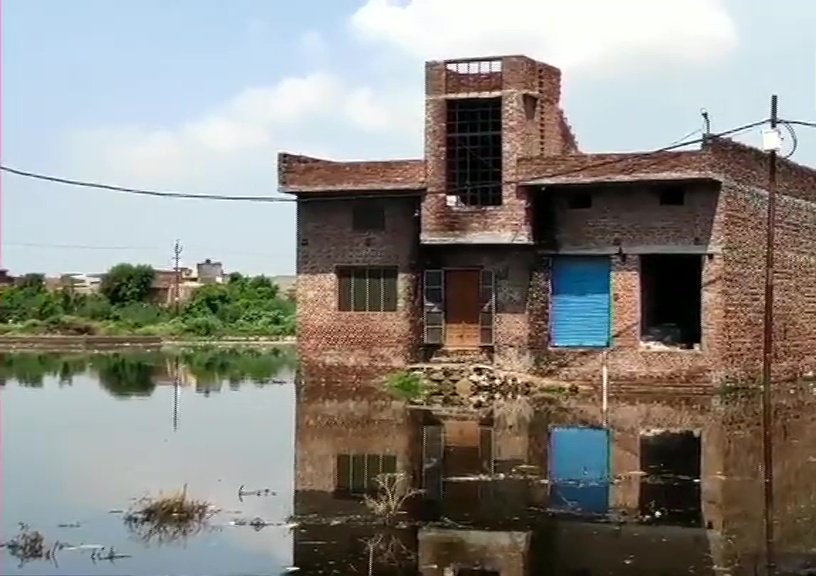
444, 269, 481, 348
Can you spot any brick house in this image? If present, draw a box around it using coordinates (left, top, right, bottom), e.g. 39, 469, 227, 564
280, 54, 816, 387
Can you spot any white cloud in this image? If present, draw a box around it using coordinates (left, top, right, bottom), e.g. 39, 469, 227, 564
63, 71, 422, 192
350, 0, 738, 74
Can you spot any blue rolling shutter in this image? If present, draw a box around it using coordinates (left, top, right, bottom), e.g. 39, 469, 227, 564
549, 427, 610, 515
551, 257, 611, 348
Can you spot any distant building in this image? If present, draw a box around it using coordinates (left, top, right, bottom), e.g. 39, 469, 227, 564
38, 273, 104, 295
0, 269, 15, 287
150, 267, 199, 306
196, 259, 225, 285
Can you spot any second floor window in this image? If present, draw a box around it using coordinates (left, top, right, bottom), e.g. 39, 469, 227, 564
337, 267, 398, 312
446, 97, 503, 207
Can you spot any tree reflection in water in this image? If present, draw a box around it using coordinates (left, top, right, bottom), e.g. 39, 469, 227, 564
0, 347, 295, 397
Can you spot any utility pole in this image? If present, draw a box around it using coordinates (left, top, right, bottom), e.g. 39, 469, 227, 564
173, 239, 183, 315
172, 355, 181, 432
761, 94, 778, 576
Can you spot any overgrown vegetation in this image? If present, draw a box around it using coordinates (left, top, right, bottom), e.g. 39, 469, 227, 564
123, 487, 215, 545
0, 266, 295, 339
384, 370, 429, 402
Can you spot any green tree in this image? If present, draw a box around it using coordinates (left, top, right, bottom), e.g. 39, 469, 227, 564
18, 273, 46, 291
100, 264, 155, 306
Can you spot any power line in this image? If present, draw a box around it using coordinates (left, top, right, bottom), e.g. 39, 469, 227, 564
0, 165, 295, 203
0, 118, 773, 205
780, 119, 816, 129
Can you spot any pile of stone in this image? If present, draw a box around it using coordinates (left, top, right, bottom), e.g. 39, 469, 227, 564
406, 363, 538, 409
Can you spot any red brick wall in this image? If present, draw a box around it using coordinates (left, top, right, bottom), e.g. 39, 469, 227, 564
421, 57, 574, 244
548, 183, 723, 249
296, 197, 421, 366
526, 182, 726, 386
720, 182, 816, 382
279, 153, 425, 193
426, 246, 535, 368
530, 253, 722, 387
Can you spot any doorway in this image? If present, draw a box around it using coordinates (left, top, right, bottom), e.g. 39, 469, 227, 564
445, 269, 481, 348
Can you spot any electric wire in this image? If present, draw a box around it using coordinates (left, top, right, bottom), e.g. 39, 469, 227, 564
780, 120, 816, 129
0, 165, 296, 202
780, 121, 799, 159
0, 118, 772, 205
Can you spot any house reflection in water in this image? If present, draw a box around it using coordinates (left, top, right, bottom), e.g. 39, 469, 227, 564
292, 363, 816, 575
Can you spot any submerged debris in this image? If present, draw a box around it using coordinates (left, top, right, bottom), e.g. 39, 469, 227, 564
90, 546, 132, 563
227, 517, 298, 531
238, 485, 277, 501
123, 485, 215, 544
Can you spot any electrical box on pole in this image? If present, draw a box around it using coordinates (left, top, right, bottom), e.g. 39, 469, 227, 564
762, 127, 782, 152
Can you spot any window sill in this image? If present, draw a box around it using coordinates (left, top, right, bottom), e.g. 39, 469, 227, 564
639, 342, 703, 353
337, 310, 400, 314
447, 204, 504, 213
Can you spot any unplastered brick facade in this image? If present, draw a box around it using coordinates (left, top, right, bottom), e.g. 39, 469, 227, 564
280, 54, 816, 388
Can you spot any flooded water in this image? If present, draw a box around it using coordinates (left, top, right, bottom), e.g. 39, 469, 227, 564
3, 352, 816, 575
1, 349, 297, 576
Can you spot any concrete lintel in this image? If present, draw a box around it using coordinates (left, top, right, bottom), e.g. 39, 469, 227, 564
540, 244, 723, 256
522, 171, 721, 187
421, 233, 534, 245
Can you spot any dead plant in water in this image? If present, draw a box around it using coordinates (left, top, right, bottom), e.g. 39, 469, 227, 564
363, 473, 423, 522
2, 523, 47, 566
361, 532, 417, 576
123, 485, 215, 545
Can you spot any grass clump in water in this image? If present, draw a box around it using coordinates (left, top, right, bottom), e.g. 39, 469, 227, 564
2, 524, 47, 566
123, 485, 215, 544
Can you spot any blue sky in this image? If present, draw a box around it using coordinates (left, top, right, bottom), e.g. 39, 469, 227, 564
2, 0, 815, 276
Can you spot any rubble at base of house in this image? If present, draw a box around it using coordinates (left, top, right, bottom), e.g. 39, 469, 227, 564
400, 363, 581, 410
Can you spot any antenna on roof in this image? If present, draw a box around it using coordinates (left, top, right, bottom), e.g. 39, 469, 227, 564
701, 108, 711, 142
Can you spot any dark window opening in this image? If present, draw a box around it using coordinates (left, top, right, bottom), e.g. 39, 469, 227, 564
640, 255, 702, 348
639, 431, 702, 526
458, 570, 500, 576
657, 185, 686, 206
446, 97, 502, 207
567, 192, 592, 210
352, 200, 385, 231
335, 453, 397, 495
337, 267, 398, 312
523, 94, 538, 121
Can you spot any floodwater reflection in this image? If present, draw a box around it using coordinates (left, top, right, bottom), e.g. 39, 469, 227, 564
1, 348, 296, 576
5, 352, 816, 575
293, 363, 816, 576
